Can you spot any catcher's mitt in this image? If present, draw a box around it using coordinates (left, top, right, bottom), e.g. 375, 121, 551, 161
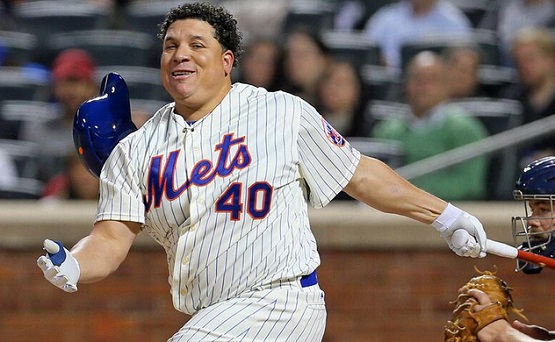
444, 269, 527, 342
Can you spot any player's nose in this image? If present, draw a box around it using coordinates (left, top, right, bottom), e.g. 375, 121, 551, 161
173, 47, 191, 64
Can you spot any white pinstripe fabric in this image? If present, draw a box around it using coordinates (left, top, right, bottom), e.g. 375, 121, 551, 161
96, 83, 359, 330
168, 284, 326, 342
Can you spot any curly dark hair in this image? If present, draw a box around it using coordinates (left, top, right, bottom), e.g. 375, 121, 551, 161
158, 2, 243, 67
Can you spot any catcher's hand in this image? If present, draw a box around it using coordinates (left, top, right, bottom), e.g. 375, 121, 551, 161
432, 203, 487, 258
37, 239, 80, 293
444, 270, 527, 342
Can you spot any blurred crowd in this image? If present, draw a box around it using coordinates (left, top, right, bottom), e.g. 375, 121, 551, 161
1, 0, 555, 202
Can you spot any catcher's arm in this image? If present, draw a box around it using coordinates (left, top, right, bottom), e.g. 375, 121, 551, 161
512, 321, 555, 341
453, 230, 555, 270
470, 289, 551, 342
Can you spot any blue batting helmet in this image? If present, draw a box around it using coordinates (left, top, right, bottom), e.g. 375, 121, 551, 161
73, 72, 137, 178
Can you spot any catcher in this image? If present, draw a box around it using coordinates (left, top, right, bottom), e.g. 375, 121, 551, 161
458, 157, 555, 342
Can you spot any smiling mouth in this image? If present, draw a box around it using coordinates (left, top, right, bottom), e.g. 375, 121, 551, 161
172, 71, 194, 77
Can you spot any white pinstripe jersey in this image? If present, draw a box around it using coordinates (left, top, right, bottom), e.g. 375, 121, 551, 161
96, 83, 361, 315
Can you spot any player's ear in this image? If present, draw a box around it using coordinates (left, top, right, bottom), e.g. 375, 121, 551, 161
223, 50, 234, 76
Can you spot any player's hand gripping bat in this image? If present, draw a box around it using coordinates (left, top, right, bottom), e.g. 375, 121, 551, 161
452, 230, 555, 270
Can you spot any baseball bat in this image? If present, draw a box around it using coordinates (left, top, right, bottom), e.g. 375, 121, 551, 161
452, 230, 555, 270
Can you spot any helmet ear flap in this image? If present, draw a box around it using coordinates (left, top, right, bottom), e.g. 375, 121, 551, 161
73, 72, 137, 178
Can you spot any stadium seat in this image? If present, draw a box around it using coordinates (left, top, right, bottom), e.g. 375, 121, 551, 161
0, 100, 58, 140
399, 29, 500, 70
95, 66, 171, 102
0, 139, 41, 179
124, 0, 186, 36
451, 97, 522, 135
12, 1, 109, 62
0, 67, 50, 102
321, 30, 382, 68
478, 64, 519, 98
452, 97, 523, 200
45, 30, 157, 67
0, 31, 38, 66
0, 177, 43, 200
364, 99, 409, 130
449, 0, 492, 28
359, 65, 402, 101
280, 1, 335, 36
347, 137, 404, 169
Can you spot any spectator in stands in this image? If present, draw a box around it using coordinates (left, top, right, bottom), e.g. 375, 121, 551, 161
443, 45, 488, 99
19, 48, 98, 182
317, 59, 370, 137
282, 28, 332, 107
41, 153, 99, 201
237, 36, 284, 91
371, 51, 489, 200
502, 27, 555, 167
334, 0, 371, 31
219, 0, 288, 38
363, 0, 472, 70
479, 0, 555, 66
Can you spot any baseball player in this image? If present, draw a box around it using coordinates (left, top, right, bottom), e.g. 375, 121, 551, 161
37, 3, 488, 341
470, 156, 555, 342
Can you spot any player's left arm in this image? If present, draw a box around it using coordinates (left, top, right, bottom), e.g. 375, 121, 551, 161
344, 155, 487, 257
343, 155, 446, 223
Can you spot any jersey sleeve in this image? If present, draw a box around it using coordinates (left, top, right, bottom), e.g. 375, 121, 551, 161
297, 101, 361, 208
95, 138, 146, 224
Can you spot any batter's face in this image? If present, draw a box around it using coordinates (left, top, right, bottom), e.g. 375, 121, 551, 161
161, 19, 234, 117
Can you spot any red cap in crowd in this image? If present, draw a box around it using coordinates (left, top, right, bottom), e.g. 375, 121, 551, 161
51, 48, 96, 82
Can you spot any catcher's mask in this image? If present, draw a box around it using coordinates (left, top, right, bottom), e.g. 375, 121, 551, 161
512, 156, 555, 274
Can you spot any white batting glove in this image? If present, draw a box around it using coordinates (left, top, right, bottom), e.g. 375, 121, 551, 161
432, 203, 487, 258
37, 239, 80, 293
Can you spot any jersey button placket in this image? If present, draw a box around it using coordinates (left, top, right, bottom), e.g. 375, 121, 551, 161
181, 256, 189, 265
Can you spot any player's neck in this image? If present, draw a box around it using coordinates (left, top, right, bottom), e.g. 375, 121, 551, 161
174, 82, 232, 121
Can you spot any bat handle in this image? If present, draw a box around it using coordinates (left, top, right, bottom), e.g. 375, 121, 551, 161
451, 230, 518, 258
485, 239, 518, 259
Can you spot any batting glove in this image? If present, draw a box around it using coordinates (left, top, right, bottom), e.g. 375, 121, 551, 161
37, 239, 80, 293
432, 203, 487, 258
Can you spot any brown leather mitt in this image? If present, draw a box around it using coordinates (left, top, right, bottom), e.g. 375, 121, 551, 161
444, 270, 527, 342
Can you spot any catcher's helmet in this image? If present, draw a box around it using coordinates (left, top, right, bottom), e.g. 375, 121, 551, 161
73, 72, 137, 178
512, 156, 555, 273
515, 156, 555, 195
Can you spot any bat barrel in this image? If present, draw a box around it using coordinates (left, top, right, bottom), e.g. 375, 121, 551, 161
516, 249, 555, 270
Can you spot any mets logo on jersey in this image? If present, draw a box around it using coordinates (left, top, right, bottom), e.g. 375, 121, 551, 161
322, 118, 345, 147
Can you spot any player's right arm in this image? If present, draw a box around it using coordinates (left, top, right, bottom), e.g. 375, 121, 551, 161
37, 220, 141, 291
70, 220, 141, 283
